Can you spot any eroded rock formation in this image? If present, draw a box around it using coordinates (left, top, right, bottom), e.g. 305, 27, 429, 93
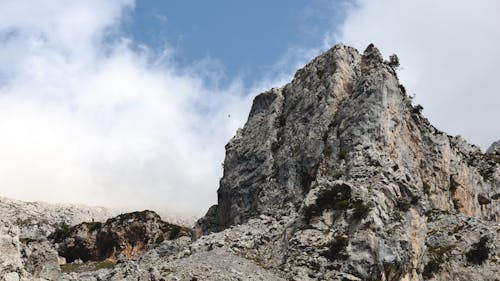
50, 210, 190, 263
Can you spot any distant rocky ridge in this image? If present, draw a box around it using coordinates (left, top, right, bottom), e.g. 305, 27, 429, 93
0, 196, 120, 280
0, 44, 498, 280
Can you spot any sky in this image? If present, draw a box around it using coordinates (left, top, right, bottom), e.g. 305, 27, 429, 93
0, 0, 498, 219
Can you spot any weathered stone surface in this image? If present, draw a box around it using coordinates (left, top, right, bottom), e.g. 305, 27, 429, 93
195, 43, 499, 280
0, 197, 118, 281
50, 210, 190, 263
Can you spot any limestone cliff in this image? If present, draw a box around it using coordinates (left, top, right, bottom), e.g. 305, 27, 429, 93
195, 44, 499, 280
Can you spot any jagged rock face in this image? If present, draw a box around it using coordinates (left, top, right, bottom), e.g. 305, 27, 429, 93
196, 44, 499, 280
200, 44, 499, 232
50, 210, 191, 263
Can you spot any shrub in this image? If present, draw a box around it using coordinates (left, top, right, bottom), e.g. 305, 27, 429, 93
422, 259, 441, 279
423, 245, 454, 278
338, 148, 348, 160
322, 236, 349, 261
423, 181, 431, 195
398, 84, 406, 94
396, 199, 411, 211
352, 201, 371, 220
388, 54, 400, 68
303, 184, 351, 222
48, 222, 72, 243
466, 236, 490, 265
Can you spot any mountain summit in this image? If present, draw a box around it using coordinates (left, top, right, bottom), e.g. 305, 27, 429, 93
1, 44, 498, 280
194, 43, 499, 280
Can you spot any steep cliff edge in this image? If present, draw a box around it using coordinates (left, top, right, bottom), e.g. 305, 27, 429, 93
195, 44, 499, 280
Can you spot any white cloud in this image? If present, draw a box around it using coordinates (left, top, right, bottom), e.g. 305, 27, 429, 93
331, 0, 500, 149
4, 0, 495, 221
0, 0, 262, 218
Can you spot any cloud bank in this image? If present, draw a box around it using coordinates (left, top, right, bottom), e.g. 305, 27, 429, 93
0, 0, 267, 217
331, 0, 500, 149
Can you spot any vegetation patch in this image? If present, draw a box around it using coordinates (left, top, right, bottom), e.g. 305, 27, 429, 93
338, 148, 349, 160
60, 261, 115, 273
422, 181, 431, 195
303, 184, 351, 222
466, 236, 490, 265
48, 222, 72, 243
398, 84, 406, 94
352, 201, 371, 220
83, 222, 102, 232
161, 266, 177, 274
160, 222, 192, 239
396, 199, 411, 211
422, 259, 441, 279
322, 236, 349, 261
423, 245, 455, 278
107, 210, 156, 224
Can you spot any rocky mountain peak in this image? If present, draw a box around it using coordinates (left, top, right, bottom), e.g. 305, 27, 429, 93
193, 43, 499, 280
362, 43, 384, 64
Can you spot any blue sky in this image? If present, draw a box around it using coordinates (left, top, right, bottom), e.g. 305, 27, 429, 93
124, 0, 346, 86
0, 0, 498, 218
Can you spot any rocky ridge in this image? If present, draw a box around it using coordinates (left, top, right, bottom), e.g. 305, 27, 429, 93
0, 43, 499, 281
0, 197, 120, 281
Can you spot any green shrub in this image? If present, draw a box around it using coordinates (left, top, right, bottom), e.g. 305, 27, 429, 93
303, 184, 351, 222
322, 236, 349, 261
352, 201, 371, 220
333, 200, 349, 210
338, 148, 348, 160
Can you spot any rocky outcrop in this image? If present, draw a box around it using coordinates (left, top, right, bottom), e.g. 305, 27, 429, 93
50, 210, 191, 263
486, 140, 500, 154
199, 44, 498, 234
195, 43, 499, 280
0, 197, 118, 281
